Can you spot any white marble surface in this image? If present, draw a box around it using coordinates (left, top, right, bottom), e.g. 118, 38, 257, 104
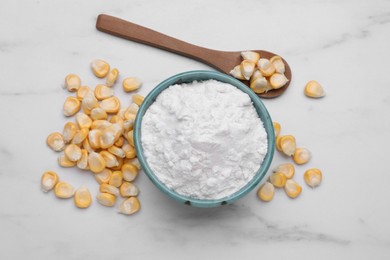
1, 0, 390, 259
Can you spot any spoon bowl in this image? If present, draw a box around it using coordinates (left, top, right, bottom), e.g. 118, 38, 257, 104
96, 14, 291, 98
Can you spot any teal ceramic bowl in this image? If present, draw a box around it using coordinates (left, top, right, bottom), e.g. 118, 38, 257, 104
134, 70, 275, 208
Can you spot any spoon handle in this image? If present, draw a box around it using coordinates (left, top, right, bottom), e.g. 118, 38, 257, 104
96, 14, 225, 70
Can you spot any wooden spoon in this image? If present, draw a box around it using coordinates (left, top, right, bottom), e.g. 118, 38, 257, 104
96, 14, 291, 98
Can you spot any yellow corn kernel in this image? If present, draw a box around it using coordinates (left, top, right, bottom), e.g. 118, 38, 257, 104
82, 137, 94, 153
257, 182, 274, 202
128, 158, 141, 170
241, 51, 260, 63
94, 168, 112, 184
74, 186, 92, 208
76, 86, 92, 100
270, 56, 285, 74
250, 70, 263, 84
304, 80, 325, 98
118, 197, 140, 215
47, 132, 65, 152
100, 150, 119, 168
77, 149, 89, 170
257, 58, 275, 77
64, 74, 81, 92
250, 77, 271, 94
122, 77, 142, 92
304, 168, 322, 188
54, 181, 75, 198
123, 119, 134, 132
100, 124, 122, 149
126, 130, 134, 147
109, 115, 124, 129
76, 113, 92, 129
107, 146, 126, 158
240, 60, 256, 80
274, 163, 295, 179
273, 122, 281, 137
94, 84, 114, 100
90, 107, 108, 121
96, 192, 116, 207
229, 65, 245, 80
114, 136, 125, 147
122, 163, 138, 182
63, 96, 81, 117
64, 144, 82, 162
88, 129, 102, 150
100, 183, 120, 197
109, 171, 123, 187
275, 135, 283, 152
284, 179, 302, 199
117, 107, 127, 119
280, 135, 296, 156
111, 157, 124, 171
106, 68, 119, 87
122, 143, 136, 159
91, 120, 112, 131
132, 94, 145, 106
269, 73, 289, 89
82, 90, 98, 111
71, 128, 89, 145
293, 147, 311, 165
91, 59, 110, 78
100, 96, 120, 113
124, 103, 139, 120
63, 122, 77, 144
88, 152, 106, 173
58, 154, 76, 167
269, 172, 287, 188
41, 171, 59, 192
120, 182, 139, 197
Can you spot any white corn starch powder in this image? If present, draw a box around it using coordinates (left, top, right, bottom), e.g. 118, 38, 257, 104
141, 79, 268, 199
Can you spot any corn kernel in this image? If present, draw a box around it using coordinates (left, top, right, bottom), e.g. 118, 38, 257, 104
54, 181, 75, 198
74, 186, 92, 208
293, 147, 311, 164
41, 171, 59, 192
122, 144, 136, 159
126, 130, 134, 147
100, 183, 120, 197
229, 65, 245, 80
241, 51, 260, 63
109, 115, 124, 129
100, 124, 123, 149
91, 59, 110, 78
114, 136, 125, 147
91, 120, 112, 131
270, 56, 285, 74
280, 135, 296, 156
47, 132, 65, 152
88, 152, 106, 173
107, 146, 125, 158
120, 182, 139, 197
76, 86, 92, 100
58, 154, 76, 167
123, 119, 134, 132
284, 179, 302, 198
132, 94, 144, 106
122, 163, 138, 182
111, 157, 124, 171
63, 96, 81, 117
64, 144, 82, 162
124, 103, 139, 120
273, 122, 281, 137
82, 90, 98, 111
76, 113, 92, 129
106, 68, 119, 87
63, 122, 77, 144
100, 150, 119, 168
128, 158, 141, 170
88, 129, 102, 150
304, 80, 325, 98
64, 74, 81, 92
274, 163, 295, 179
257, 58, 275, 77
109, 171, 123, 187
96, 192, 116, 207
71, 128, 89, 145
95, 84, 114, 100
240, 60, 256, 80
257, 182, 274, 202
270, 73, 288, 89
100, 96, 120, 113
250, 77, 271, 94
117, 107, 127, 119
269, 172, 287, 188
94, 168, 112, 184
90, 107, 108, 120
118, 197, 140, 215
77, 149, 89, 170
304, 168, 322, 188
250, 70, 263, 84
275, 135, 283, 152
122, 77, 142, 92
82, 137, 94, 153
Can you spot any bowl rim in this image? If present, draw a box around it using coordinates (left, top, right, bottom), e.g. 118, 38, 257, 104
134, 70, 275, 208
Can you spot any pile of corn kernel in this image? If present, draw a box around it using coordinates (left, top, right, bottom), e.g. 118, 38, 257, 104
229, 51, 289, 94
257, 122, 323, 202
42, 59, 144, 215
